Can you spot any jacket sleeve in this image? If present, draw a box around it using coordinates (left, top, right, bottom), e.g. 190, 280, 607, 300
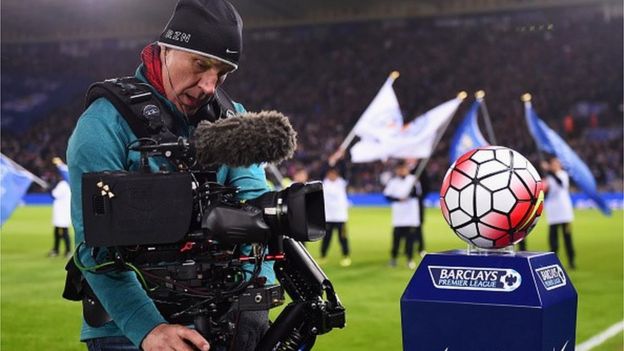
67, 98, 166, 347
216, 101, 275, 282
383, 179, 398, 201
217, 164, 275, 283
385, 196, 401, 202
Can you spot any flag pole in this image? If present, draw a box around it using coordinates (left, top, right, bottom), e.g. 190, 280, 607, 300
329, 71, 400, 166
264, 163, 285, 189
52, 157, 65, 167
475, 90, 497, 145
412, 91, 468, 180
0, 153, 49, 189
522, 93, 545, 164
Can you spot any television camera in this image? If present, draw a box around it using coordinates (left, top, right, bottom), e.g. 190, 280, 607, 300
71, 135, 345, 350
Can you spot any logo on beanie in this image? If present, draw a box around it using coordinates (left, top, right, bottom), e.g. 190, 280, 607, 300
164, 29, 192, 44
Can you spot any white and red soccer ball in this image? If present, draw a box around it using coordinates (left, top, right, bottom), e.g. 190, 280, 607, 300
440, 146, 544, 249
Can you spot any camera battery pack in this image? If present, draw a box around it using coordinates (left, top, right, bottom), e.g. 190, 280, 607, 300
82, 171, 193, 247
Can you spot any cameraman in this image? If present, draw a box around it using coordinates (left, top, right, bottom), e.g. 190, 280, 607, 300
67, 1, 274, 350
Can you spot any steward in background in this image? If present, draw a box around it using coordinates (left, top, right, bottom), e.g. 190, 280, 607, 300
383, 161, 425, 270
541, 156, 576, 269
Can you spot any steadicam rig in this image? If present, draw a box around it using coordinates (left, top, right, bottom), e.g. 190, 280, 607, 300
74, 124, 345, 350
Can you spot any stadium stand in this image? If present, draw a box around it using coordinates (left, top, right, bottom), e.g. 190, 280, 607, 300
1, 5, 622, 193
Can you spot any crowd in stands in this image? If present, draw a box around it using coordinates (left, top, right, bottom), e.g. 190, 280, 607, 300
2, 6, 622, 193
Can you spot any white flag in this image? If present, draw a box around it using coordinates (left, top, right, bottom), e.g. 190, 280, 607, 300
352, 75, 403, 141
387, 97, 463, 158
350, 97, 463, 162
350, 139, 389, 163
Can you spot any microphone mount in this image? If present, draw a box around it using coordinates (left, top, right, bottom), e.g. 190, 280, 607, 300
129, 137, 196, 172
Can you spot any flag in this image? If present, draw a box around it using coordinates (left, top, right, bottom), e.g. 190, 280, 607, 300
350, 96, 463, 162
449, 100, 489, 163
53, 157, 70, 182
350, 139, 390, 163
58, 163, 69, 182
1, 154, 34, 226
352, 74, 403, 142
524, 101, 611, 215
388, 97, 463, 159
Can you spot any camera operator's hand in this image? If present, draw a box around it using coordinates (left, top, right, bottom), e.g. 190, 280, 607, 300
142, 323, 210, 351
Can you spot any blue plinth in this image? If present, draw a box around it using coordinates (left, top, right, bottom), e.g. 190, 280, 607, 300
401, 250, 577, 351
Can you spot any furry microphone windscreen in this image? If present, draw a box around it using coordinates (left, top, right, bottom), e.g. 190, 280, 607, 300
193, 110, 297, 168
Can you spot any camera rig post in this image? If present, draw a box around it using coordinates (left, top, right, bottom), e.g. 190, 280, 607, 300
256, 238, 345, 351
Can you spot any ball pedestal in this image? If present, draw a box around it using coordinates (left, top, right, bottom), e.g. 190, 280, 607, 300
401, 250, 577, 351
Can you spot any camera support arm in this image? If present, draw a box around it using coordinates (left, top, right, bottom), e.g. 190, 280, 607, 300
256, 238, 346, 351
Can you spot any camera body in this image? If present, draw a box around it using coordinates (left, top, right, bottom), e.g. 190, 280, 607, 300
82, 170, 325, 248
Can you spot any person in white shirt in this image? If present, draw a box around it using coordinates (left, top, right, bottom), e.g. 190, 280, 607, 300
321, 168, 351, 267
383, 161, 424, 270
541, 157, 576, 269
49, 178, 72, 258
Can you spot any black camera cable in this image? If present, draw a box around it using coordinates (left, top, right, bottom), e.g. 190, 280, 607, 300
169, 243, 267, 319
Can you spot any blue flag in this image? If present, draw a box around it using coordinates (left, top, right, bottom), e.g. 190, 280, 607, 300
449, 100, 489, 163
1, 154, 33, 226
56, 162, 69, 182
524, 102, 611, 215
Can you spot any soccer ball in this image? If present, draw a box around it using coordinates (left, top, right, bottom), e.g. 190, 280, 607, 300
440, 146, 544, 249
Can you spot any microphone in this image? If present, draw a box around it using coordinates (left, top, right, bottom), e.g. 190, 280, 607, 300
193, 110, 297, 168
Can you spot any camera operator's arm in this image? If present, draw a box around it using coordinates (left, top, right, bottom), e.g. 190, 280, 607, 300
218, 164, 277, 283
68, 99, 208, 351
215, 101, 276, 282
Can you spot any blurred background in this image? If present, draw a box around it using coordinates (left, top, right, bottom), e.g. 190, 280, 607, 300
1, 0, 622, 350
2, 0, 622, 194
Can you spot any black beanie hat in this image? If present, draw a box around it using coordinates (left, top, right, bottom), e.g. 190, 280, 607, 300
159, 0, 243, 71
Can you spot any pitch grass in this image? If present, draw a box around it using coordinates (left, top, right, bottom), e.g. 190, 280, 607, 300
1, 206, 622, 351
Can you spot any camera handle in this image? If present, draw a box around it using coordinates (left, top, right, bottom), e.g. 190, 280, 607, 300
194, 315, 211, 345
129, 137, 195, 173
255, 238, 345, 351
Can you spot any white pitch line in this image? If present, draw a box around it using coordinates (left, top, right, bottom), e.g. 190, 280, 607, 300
576, 320, 624, 351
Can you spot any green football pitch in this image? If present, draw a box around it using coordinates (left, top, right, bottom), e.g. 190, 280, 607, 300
1, 206, 622, 350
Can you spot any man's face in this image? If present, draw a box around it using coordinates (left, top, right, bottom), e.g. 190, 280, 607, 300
161, 47, 232, 115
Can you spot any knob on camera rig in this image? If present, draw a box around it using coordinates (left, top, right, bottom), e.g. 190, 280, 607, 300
76, 138, 345, 350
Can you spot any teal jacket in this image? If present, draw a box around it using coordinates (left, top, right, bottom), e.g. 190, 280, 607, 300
67, 67, 274, 347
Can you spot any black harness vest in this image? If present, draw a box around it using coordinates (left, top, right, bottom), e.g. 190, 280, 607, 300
85, 76, 237, 140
